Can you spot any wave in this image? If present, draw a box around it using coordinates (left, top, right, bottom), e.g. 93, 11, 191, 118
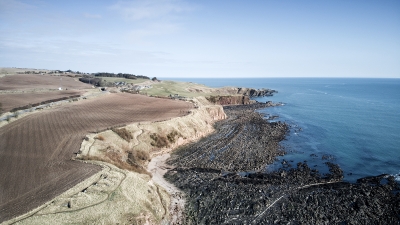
391, 172, 400, 182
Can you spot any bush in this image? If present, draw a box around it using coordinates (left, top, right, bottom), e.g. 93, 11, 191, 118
167, 130, 180, 143
136, 150, 150, 161
206, 96, 219, 104
150, 133, 169, 148
78, 77, 102, 86
112, 128, 133, 142
127, 150, 150, 163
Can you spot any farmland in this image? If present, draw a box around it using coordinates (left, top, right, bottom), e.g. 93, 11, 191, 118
0, 92, 192, 222
0, 69, 233, 223
0, 74, 91, 91
0, 72, 93, 115
0, 91, 84, 113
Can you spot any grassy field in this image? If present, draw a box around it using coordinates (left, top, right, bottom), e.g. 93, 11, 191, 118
143, 80, 238, 98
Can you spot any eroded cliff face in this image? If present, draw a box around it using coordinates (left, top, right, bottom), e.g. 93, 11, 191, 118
205, 87, 276, 106
78, 96, 226, 168
75, 96, 225, 223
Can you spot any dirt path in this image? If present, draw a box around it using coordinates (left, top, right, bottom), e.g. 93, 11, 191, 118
148, 154, 185, 224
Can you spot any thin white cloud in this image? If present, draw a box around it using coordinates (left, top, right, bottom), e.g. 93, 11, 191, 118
111, 0, 194, 21
84, 13, 102, 19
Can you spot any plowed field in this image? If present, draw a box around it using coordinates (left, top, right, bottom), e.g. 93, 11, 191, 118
0, 90, 83, 112
0, 74, 91, 91
0, 93, 192, 222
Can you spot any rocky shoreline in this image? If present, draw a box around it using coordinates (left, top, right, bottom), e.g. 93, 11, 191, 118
165, 103, 400, 224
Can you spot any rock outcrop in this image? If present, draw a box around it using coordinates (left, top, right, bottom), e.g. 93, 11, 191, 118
205, 87, 277, 106
237, 87, 276, 97
206, 95, 255, 105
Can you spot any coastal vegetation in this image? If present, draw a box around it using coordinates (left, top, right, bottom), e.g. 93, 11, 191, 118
112, 127, 133, 142
93, 72, 150, 80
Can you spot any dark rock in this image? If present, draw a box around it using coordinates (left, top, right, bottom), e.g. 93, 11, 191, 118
237, 87, 277, 97
165, 104, 400, 224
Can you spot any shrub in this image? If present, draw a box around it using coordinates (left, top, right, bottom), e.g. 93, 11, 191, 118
112, 128, 133, 142
80, 154, 151, 177
127, 150, 150, 163
150, 133, 169, 148
167, 130, 180, 143
206, 95, 220, 104
136, 150, 150, 161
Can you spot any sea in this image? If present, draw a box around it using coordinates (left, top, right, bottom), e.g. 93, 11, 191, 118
168, 78, 400, 182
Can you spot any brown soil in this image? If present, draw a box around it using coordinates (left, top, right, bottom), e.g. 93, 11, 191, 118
0, 90, 84, 112
0, 74, 91, 91
0, 93, 192, 222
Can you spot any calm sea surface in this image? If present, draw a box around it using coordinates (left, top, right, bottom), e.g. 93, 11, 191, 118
168, 78, 400, 182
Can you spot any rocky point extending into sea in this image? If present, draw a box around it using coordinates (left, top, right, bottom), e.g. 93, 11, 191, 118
164, 95, 400, 224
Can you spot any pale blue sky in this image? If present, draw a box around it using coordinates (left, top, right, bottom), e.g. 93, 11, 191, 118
0, 0, 399, 78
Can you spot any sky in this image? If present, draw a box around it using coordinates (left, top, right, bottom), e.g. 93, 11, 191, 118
0, 0, 399, 78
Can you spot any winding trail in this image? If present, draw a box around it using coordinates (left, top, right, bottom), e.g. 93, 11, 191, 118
148, 154, 185, 224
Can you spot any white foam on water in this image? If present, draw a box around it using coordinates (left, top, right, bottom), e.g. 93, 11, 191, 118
387, 172, 400, 182
393, 172, 400, 182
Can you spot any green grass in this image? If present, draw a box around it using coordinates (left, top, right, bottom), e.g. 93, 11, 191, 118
143, 80, 215, 98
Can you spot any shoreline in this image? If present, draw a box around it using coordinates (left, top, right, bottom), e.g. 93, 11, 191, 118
2, 74, 399, 224
164, 103, 400, 224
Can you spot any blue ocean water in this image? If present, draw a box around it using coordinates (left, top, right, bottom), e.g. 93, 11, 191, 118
169, 78, 400, 182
